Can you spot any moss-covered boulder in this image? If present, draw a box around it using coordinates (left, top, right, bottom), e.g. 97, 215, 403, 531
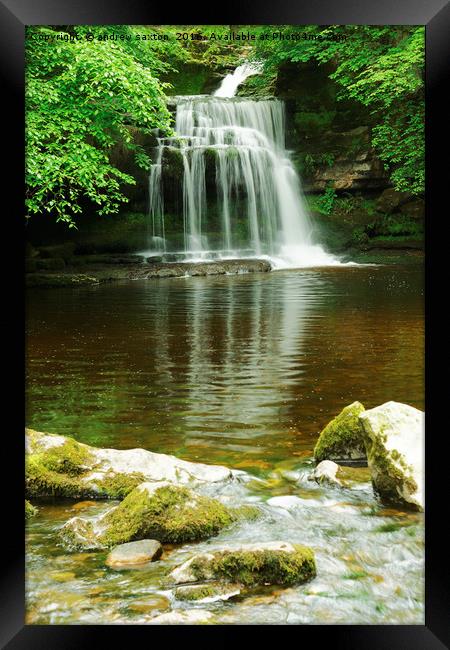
25, 499, 38, 519
25, 428, 234, 499
168, 541, 316, 588
313, 402, 366, 463
359, 401, 424, 511
98, 483, 235, 546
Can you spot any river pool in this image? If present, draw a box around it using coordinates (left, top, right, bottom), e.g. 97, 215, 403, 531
25, 263, 424, 624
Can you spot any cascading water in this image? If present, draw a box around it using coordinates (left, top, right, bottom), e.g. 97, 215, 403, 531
147, 63, 341, 267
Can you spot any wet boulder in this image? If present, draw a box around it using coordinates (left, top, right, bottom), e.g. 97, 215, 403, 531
97, 483, 235, 546
359, 401, 424, 511
308, 460, 342, 486
168, 541, 316, 587
105, 539, 162, 568
59, 516, 103, 550
313, 402, 367, 463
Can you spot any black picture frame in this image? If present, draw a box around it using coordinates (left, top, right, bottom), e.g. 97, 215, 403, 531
3, 0, 448, 647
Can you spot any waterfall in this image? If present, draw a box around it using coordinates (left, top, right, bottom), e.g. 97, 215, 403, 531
147, 63, 340, 267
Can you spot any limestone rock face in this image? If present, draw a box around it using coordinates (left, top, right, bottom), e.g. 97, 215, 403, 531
313, 402, 366, 463
358, 401, 424, 511
25, 428, 234, 499
105, 540, 162, 568
376, 188, 413, 213
168, 541, 316, 587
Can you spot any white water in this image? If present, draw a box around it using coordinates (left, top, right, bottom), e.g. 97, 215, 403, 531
147, 64, 343, 268
213, 62, 261, 98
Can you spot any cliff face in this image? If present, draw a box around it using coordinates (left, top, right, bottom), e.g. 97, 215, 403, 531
272, 62, 390, 194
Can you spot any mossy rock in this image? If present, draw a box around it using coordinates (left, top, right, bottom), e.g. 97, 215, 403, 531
25, 499, 38, 519
175, 582, 241, 602
314, 401, 367, 463
25, 428, 234, 500
98, 483, 235, 546
169, 541, 316, 588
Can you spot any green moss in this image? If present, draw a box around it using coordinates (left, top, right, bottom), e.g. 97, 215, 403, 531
38, 439, 94, 477
93, 472, 147, 499
175, 585, 216, 601
314, 401, 366, 462
25, 456, 90, 499
99, 485, 234, 546
194, 544, 316, 587
25, 499, 38, 519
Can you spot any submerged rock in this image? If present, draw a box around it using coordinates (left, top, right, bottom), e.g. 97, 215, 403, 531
98, 483, 235, 546
25, 499, 38, 519
168, 541, 316, 587
105, 539, 162, 568
175, 582, 241, 602
59, 517, 103, 550
313, 401, 366, 463
148, 609, 213, 624
359, 401, 424, 511
25, 428, 234, 499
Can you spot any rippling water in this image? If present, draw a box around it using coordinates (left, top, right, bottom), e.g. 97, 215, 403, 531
25, 264, 424, 624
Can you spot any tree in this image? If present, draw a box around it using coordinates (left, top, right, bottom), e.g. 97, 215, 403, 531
252, 25, 425, 195
26, 25, 186, 226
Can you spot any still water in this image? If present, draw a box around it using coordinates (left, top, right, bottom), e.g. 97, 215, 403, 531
26, 264, 424, 624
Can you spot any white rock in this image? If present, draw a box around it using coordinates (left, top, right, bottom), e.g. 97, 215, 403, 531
26, 428, 234, 496
308, 460, 341, 486
359, 401, 424, 511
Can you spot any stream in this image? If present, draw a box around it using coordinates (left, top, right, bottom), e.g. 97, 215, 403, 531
26, 263, 424, 624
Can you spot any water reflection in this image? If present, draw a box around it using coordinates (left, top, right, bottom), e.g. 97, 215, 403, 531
26, 265, 423, 466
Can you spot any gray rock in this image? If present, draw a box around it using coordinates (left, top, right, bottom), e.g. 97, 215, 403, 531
106, 539, 162, 567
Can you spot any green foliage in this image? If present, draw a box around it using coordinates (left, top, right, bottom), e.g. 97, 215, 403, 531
26, 26, 182, 226
316, 184, 337, 216
301, 153, 335, 176
252, 26, 424, 195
